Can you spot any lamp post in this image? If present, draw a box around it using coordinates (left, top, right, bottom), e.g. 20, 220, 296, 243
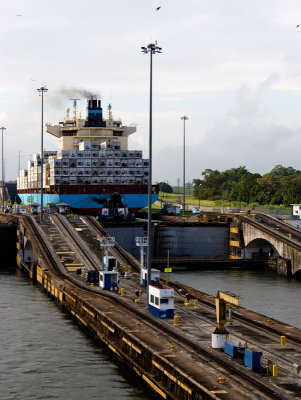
0, 126, 6, 212
198, 183, 201, 208
37, 86, 48, 223
181, 116, 188, 214
141, 42, 162, 301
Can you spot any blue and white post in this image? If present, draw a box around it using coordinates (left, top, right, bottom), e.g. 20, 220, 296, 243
136, 236, 148, 286
99, 236, 118, 290
99, 236, 115, 271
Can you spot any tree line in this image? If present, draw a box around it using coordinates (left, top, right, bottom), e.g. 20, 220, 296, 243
192, 165, 301, 206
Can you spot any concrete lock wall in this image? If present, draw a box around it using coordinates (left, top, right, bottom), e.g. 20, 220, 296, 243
105, 226, 145, 258
244, 238, 280, 259
155, 226, 228, 258
242, 222, 301, 276
23, 238, 34, 264
105, 225, 229, 260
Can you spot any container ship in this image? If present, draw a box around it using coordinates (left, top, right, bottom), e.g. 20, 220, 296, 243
17, 97, 158, 215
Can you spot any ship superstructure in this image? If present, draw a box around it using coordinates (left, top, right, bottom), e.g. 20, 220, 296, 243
17, 97, 158, 213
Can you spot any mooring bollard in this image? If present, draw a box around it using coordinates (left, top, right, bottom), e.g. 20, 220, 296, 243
174, 314, 179, 326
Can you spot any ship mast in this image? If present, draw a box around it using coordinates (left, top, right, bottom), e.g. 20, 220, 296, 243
70, 98, 80, 120
107, 103, 113, 125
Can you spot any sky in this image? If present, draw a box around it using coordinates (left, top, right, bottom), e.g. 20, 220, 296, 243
2, 0, 301, 185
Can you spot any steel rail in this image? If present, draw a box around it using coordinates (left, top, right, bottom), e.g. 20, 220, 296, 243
84, 216, 141, 271
257, 213, 301, 239
24, 215, 291, 399
50, 214, 101, 270
238, 214, 301, 251
86, 215, 301, 347
24, 216, 69, 280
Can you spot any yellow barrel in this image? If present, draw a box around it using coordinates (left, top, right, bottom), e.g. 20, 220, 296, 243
273, 364, 278, 377
120, 287, 125, 296
194, 299, 198, 308
174, 314, 179, 326
281, 335, 286, 347
288, 233, 292, 239
170, 344, 175, 351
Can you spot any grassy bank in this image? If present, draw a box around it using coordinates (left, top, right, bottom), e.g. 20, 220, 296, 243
158, 192, 291, 215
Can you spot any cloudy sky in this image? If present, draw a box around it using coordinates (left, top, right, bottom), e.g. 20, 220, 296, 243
1, 0, 301, 185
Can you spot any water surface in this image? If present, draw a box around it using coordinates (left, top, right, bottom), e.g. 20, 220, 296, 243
0, 267, 151, 400
166, 267, 301, 328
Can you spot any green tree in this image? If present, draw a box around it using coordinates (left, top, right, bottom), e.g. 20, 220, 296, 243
193, 179, 202, 199
193, 165, 301, 205
158, 182, 173, 193
270, 165, 299, 176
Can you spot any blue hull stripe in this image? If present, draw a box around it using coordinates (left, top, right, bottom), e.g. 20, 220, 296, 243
17, 193, 158, 210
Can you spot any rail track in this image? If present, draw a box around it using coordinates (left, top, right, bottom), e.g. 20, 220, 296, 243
22, 214, 299, 399
238, 213, 301, 250
83, 215, 141, 272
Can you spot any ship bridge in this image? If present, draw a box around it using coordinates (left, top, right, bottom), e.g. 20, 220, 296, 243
46, 98, 136, 151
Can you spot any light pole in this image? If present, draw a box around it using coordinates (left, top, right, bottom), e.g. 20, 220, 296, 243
0, 126, 6, 212
181, 116, 188, 214
198, 183, 201, 208
141, 42, 162, 301
37, 86, 48, 223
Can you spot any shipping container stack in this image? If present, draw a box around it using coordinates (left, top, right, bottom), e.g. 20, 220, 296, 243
18, 140, 150, 189
18, 151, 57, 191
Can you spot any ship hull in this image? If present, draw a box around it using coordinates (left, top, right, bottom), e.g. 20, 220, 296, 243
17, 192, 158, 212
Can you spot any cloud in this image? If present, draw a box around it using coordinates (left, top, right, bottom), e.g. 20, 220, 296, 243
204, 75, 293, 149
152, 76, 299, 184
191, 76, 296, 174
4, 0, 301, 185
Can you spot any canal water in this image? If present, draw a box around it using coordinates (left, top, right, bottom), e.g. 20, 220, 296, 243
2, 265, 301, 399
0, 267, 151, 400
164, 267, 301, 329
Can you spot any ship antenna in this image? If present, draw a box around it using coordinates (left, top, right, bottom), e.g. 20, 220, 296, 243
107, 103, 113, 125
69, 98, 80, 120
66, 108, 70, 120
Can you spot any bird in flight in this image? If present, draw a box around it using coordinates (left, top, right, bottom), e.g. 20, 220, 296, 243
16, 14, 22, 17
156, 6, 161, 11
297, 25, 300, 28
